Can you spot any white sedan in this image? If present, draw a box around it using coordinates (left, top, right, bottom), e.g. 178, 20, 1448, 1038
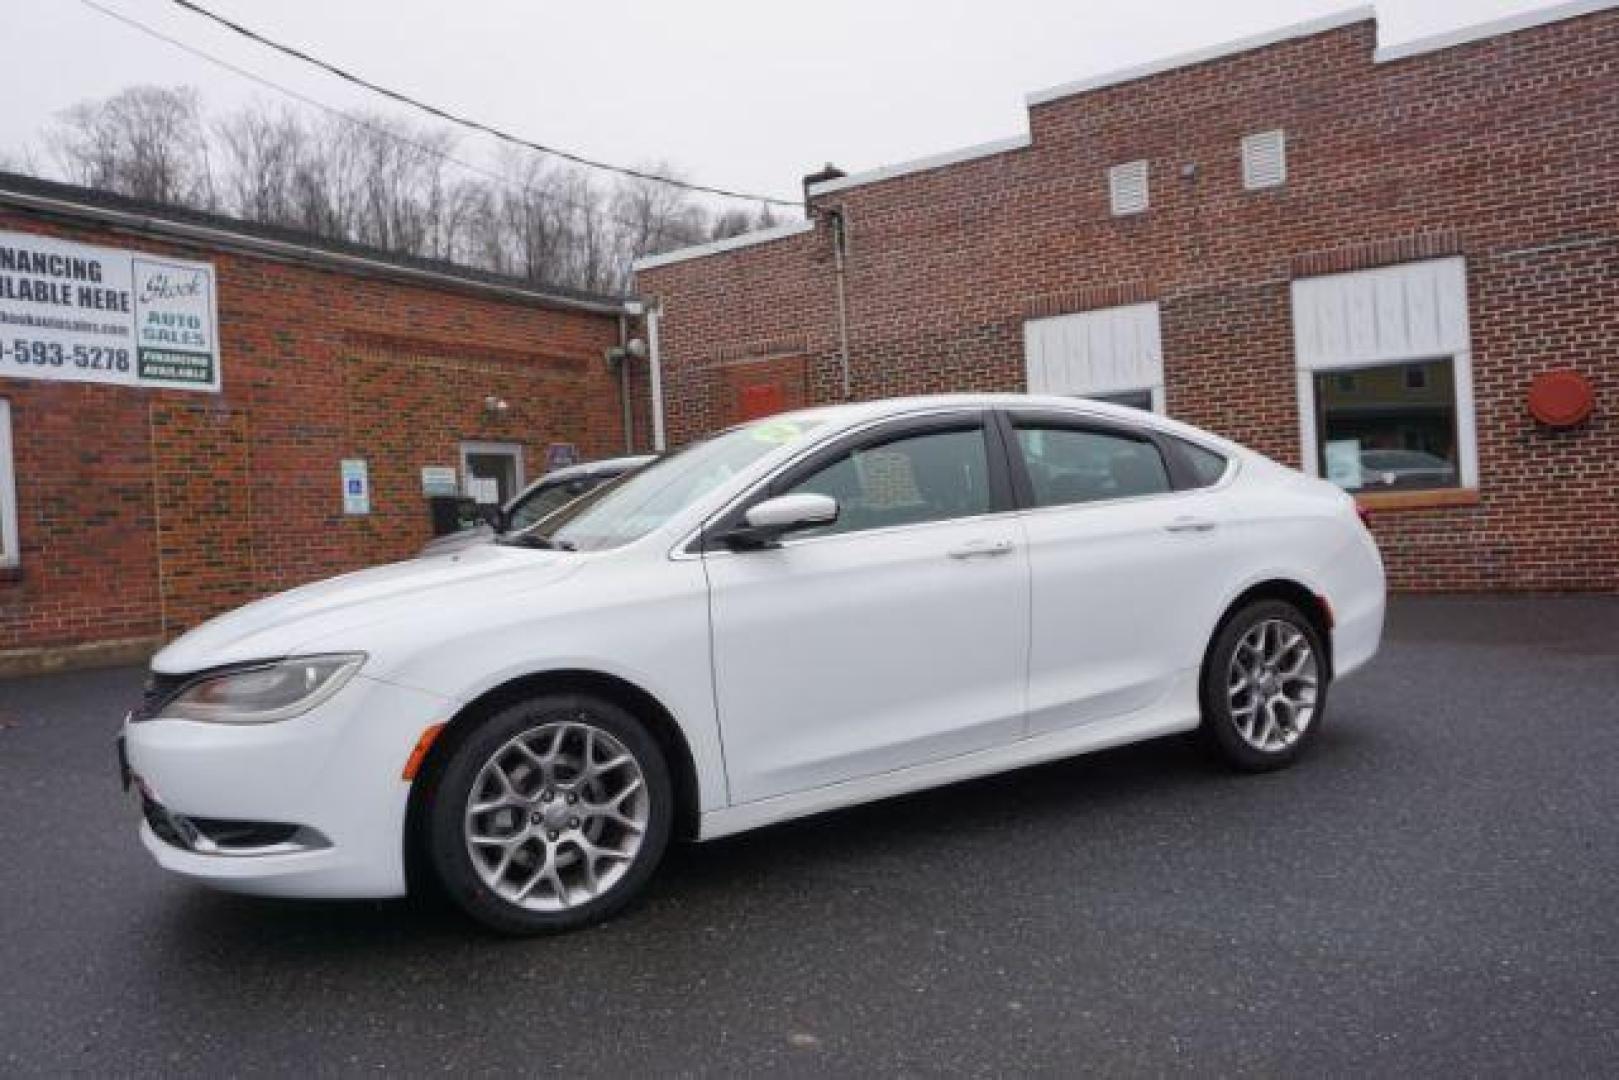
120, 394, 1385, 934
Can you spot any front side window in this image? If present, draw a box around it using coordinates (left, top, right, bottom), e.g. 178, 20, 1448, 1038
522, 418, 823, 552
783, 427, 992, 537
1015, 425, 1171, 507
1314, 358, 1459, 492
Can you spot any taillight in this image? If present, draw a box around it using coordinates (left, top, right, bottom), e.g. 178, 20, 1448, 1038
1355, 504, 1373, 529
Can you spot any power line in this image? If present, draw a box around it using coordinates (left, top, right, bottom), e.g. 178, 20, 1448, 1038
169, 0, 801, 209
71, 0, 738, 241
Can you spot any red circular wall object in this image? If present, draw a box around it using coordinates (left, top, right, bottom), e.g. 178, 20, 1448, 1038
1527, 370, 1595, 428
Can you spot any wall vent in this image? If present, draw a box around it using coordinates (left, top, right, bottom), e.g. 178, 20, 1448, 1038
1242, 130, 1287, 190
1108, 160, 1149, 216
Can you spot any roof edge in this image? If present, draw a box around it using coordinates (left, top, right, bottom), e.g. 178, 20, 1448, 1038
806, 135, 1033, 197
0, 172, 630, 316
631, 219, 815, 274
1374, 0, 1618, 63
1025, 4, 1375, 106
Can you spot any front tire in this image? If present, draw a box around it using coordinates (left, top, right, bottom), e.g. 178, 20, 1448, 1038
1200, 600, 1329, 772
424, 693, 673, 935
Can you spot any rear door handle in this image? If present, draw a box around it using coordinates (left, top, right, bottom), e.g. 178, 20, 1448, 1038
1165, 516, 1216, 534
947, 538, 1016, 559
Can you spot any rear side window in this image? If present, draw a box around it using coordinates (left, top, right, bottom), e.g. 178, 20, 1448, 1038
1014, 426, 1171, 507
784, 427, 992, 537
1169, 437, 1230, 488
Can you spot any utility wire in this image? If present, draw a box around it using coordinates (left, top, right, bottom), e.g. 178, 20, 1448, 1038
169, 0, 801, 208
72, 0, 729, 241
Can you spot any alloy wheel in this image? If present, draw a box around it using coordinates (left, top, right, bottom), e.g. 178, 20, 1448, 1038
463, 718, 650, 912
1226, 618, 1319, 753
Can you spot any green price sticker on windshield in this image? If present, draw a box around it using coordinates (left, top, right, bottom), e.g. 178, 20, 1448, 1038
751, 421, 803, 444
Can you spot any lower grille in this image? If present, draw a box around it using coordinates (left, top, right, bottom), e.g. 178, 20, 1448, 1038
139, 793, 319, 855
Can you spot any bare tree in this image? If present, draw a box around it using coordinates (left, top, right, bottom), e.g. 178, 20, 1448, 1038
51, 85, 215, 207
215, 105, 308, 226
611, 163, 710, 260
709, 206, 755, 241
32, 85, 798, 293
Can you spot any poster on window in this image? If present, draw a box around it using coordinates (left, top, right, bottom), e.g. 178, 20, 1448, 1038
1324, 439, 1363, 490
0, 231, 221, 392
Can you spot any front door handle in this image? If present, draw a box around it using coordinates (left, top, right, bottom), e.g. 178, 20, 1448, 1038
1164, 516, 1216, 534
948, 538, 1016, 559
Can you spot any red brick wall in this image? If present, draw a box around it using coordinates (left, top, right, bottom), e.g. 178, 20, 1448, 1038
638, 10, 1619, 591
0, 209, 626, 653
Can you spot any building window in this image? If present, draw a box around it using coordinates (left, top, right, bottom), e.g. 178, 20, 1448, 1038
1085, 388, 1156, 412
1108, 160, 1149, 216
0, 400, 16, 568
1313, 359, 1461, 492
460, 441, 525, 507
1291, 257, 1477, 495
1241, 129, 1287, 190
1023, 302, 1164, 414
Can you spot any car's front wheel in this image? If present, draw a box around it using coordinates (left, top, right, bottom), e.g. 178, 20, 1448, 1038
1200, 600, 1329, 771
424, 692, 673, 935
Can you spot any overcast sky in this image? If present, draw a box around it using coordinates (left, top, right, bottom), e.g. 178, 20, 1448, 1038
1, 0, 1572, 206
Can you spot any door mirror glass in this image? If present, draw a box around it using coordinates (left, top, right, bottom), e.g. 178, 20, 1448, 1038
725, 493, 839, 548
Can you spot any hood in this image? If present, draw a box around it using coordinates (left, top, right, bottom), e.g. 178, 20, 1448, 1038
154, 543, 582, 673
419, 524, 496, 557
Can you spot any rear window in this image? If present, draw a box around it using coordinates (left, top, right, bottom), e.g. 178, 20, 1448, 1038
1170, 437, 1230, 488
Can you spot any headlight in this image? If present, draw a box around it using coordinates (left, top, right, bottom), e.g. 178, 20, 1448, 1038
162, 654, 365, 724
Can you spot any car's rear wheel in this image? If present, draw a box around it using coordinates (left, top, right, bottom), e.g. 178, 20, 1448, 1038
1200, 600, 1329, 771
424, 692, 673, 935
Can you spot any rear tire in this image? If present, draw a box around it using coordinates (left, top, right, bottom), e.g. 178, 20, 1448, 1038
424, 692, 673, 935
1200, 600, 1329, 772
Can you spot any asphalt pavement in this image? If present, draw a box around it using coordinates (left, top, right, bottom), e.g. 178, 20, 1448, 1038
1, 596, 1615, 1076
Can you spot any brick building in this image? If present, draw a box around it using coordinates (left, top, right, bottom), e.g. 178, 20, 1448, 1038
0, 172, 635, 673
633, 2, 1619, 591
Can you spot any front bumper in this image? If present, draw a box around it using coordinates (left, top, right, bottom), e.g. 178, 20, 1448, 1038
121, 674, 455, 899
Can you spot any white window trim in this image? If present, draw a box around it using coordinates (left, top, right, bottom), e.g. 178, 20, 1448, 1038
1081, 386, 1166, 415
459, 440, 526, 498
0, 400, 17, 568
1292, 256, 1478, 493
1295, 353, 1479, 491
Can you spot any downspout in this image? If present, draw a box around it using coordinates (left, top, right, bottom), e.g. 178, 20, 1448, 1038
616, 312, 634, 453
828, 208, 852, 399
646, 301, 667, 452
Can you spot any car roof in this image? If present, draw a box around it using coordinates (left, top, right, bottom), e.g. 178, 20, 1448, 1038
760, 394, 1241, 454
536, 454, 657, 484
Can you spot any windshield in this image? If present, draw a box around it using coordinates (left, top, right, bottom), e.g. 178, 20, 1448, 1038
506, 481, 592, 534
505, 417, 823, 553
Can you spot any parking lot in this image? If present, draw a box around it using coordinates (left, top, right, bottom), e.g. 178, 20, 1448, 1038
1, 595, 1615, 1076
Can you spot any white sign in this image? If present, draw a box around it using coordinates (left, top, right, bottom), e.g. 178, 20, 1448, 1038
341, 459, 370, 515
420, 466, 459, 497
0, 231, 220, 392
467, 477, 500, 505
1324, 439, 1363, 490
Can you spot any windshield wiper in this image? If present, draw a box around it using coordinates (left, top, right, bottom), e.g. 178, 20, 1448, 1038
498, 533, 576, 551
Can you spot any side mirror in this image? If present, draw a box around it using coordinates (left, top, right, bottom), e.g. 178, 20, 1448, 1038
720, 493, 839, 549
478, 503, 506, 531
